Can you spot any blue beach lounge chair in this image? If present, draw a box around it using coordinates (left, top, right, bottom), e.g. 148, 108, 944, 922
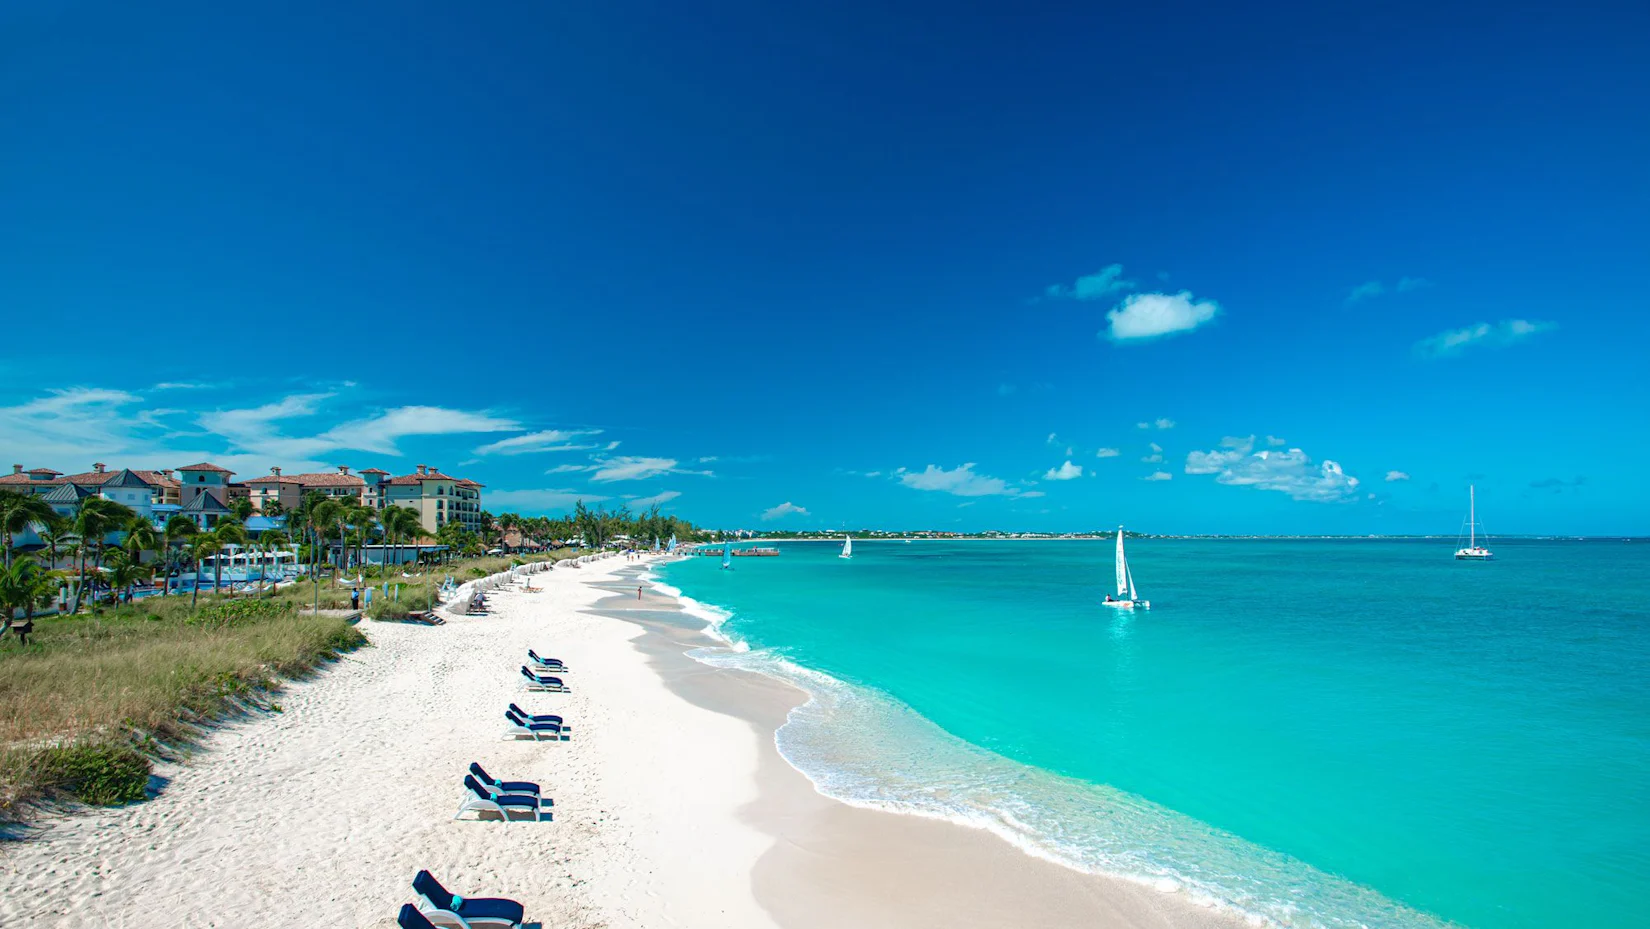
455, 774, 551, 821
467, 762, 540, 797
519, 666, 569, 692
503, 709, 567, 741
507, 703, 568, 729
410, 871, 526, 928
527, 649, 567, 672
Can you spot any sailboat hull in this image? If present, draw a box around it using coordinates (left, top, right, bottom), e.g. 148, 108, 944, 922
1101, 599, 1149, 609
1454, 549, 1494, 560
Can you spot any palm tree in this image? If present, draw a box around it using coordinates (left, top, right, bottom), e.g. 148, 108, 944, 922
161, 516, 197, 596
188, 536, 220, 609
310, 499, 341, 588
0, 554, 57, 624
0, 490, 56, 569
103, 548, 152, 605
229, 497, 255, 521
210, 520, 248, 592
36, 520, 77, 572
123, 516, 159, 571
382, 506, 423, 574
348, 505, 378, 577
256, 529, 289, 596
69, 497, 135, 613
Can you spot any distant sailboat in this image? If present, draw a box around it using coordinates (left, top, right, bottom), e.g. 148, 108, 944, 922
839, 534, 853, 559
1101, 527, 1150, 609
1455, 485, 1494, 560
668, 534, 677, 554
721, 540, 733, 570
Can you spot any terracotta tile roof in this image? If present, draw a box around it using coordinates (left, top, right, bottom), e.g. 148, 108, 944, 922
359, 468, 390, 475
60, 470, 117, 486
176, 462, 234, 474
28, 468, 61, 476
455, 479, 484, 488
387, 470, 459, 485
292, 472, 366, 488
0, 473, 60, 486
245, 475, 305, 485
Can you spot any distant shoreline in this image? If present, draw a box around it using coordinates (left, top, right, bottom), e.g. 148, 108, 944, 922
736, 534, 1645, 542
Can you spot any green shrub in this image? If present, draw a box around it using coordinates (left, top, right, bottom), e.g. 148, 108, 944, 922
33, 742, 151, 806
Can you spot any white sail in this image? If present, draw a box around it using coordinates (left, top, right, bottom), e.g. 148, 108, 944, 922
842, 535, 852, 557
1126, 561, 1138, 601
1114, 529, 1128, 598
722, 542, 731, 568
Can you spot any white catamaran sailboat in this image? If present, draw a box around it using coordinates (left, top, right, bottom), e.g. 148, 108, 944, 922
1102, 527, 1149, 609
721, 541, 733, 570
839, 534, 853, 559
1455, 485, 1493, 560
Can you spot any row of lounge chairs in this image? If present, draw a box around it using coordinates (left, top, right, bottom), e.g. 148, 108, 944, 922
410, 644, 574, 924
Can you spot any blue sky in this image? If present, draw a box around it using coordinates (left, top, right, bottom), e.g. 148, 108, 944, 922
2, 2, 1646, 534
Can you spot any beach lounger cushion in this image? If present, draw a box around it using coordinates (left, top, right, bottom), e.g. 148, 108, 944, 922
460, 775, 545, 814
506, 704, 565, 726
527, 649, 566, 669
398, 903, 440, 929
468, 762, 540, 796
504, 710, 562, 733
412, 871, 526, 928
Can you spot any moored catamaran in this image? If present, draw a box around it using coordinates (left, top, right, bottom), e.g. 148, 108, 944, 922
1455, 485, 1494, 561
1102, 526, 1150, 609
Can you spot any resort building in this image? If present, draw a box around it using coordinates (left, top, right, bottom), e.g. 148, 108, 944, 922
3, 463, 181, 505
177, 463, 235, 507
384, 465, 485, 534
245, 465, 395, 513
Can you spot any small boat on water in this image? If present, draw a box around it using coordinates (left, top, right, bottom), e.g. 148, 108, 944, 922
1102, 527, 1150, 609
839, 534, 853, 559
1455, 485, 1494, 561
721, 541, 733, 570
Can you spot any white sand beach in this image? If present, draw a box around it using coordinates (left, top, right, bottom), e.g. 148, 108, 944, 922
1, 556, 1244, 929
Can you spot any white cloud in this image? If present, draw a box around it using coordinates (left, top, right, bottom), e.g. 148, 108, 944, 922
1185, 435, 1361, 502
1265, 435, 1286, 447
1141, 442, 1164, 463
631, 490, 682, 508
1104, 291, 1220, 342
1045, 263, 1135, 301
898, 463, 1027, 497
546, 464, 594, 474
589, 456, 679, 483
1414, 319, 1557, 359
1043, 460, 1084, 481
1345, 281, 1385, 304
1385, 470, 1411, 482
474, 428, 602, 456
1142, 471, 1173, 482
485, 488, 610, 513
1046, 432, 1061, 445
1137, 418, 1175, 430
1095, 447, 1120, 458
319, 406, 519, 456
761, 501, 810, 520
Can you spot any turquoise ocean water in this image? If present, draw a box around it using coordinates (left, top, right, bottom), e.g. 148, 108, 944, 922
655, 539, 1649, 929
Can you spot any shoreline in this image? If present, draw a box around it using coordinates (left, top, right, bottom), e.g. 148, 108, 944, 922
611, 560, 1249, 929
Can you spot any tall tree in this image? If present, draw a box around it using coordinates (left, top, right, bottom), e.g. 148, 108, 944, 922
36, 520, 76, 573
0, 490, 55, 569
188, 536, 219, 609
161, 516, 197, 597
69, 497, 135, 614
0, 554, 56, 622
210, 519, 248, 592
